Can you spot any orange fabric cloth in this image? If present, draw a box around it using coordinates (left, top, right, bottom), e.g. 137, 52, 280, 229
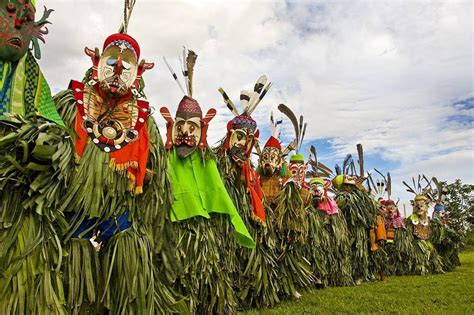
74, 111, 150, 194
370, 228, 378, 251
242, 161, 266, 224
74, 111, 88, 158
375, 215, 387, 241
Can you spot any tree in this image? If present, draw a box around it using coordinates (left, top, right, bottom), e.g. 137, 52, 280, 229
443, 179, 474, 236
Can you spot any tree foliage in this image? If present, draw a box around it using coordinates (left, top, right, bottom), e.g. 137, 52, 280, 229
443, 179, 474, 235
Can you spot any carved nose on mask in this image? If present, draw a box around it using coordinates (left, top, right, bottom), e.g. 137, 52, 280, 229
14, 17, 22, 28
114, 57, 123, 75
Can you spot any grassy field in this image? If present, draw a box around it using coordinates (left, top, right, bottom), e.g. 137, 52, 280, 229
245, 246, 474, 314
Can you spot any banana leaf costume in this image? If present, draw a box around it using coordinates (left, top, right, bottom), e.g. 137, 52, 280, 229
215, 145, 282, 309
379, 199, 417, 276
303, 194, 330, 287
308, 176, 353, 287
430, 214, 461, 272
0, 2, 70, 313
386, 228, 417, 275
363, 172, 389, 281
399, 187, 443, 275
53, 33, 183, 314
274, 155, 318, 293
271, 106, 319, 293
405, 213, 443, 274
401, 177, 445, 275
429, 178, 461, 272
306, 146, 353, 287
333, 173, 381, 283
161, 49, 254, 314
273, 136, 317, 293
321, 207, 354, 286
214, 77, 283, 309
431, 209, 462, 272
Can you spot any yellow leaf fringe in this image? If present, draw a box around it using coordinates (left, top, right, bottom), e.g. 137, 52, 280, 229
108, 158, 143, 195
108, 158, 138, 171
252, 212, 267, 227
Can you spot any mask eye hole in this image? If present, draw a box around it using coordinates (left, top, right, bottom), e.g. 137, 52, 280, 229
6, 3, 16, 13
106, 58, 117, 66
122, 61, 131, 70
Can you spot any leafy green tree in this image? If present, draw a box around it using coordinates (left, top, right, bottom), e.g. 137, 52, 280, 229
443, 179, 474, 235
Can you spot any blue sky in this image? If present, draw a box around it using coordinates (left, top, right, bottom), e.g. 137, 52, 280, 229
39, 0, 472, 211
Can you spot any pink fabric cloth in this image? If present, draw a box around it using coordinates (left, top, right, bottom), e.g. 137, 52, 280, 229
319, 198, 339, 215
392, 215, 405, 228
386, 210, 405, 229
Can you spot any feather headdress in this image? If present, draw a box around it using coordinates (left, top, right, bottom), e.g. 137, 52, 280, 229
367, 169, 389, 200
333, 159, 351, 191
277, 104, 307, 155
307, 145, 333, 179
342, 154, 353, 176
257, 113, 284, 152
342, 143, 366, 177
261, 111, 296, 156
269, 112, 283, 140
335, 164, 342, 176
163, 47, 199, 98
331, 144, 369, 190
402, 174, 434, 200
220, 75, 272, 153
160, 48, 216, 155
219, 75, 272, 118
335, 143, 367, 178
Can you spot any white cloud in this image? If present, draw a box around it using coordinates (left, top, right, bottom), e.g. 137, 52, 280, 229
36, 0, 473, 207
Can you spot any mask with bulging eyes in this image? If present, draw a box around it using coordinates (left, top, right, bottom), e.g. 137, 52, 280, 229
310, 181, 325, 207
229, 128, 254, 161
160, 95, 215, 159
76, 33, 153, 153
173, 115, 201, 158
385, 203, 397, 218
224, 115, 258, 165
413, 198, 429, 218
98, 41, 138, 97
259, 147, 281, 176
0, 0, 44, 61
288, 155, 307, 185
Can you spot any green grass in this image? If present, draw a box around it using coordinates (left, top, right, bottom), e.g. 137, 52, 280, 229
244, 249, 474, 314
464, 231, 474, 249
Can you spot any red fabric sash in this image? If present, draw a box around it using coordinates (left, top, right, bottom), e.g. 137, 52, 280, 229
242, 161, 266, 225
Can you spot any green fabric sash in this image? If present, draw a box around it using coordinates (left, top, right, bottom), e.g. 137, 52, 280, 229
168, 148, 255, 248
0, 52, 64, 126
